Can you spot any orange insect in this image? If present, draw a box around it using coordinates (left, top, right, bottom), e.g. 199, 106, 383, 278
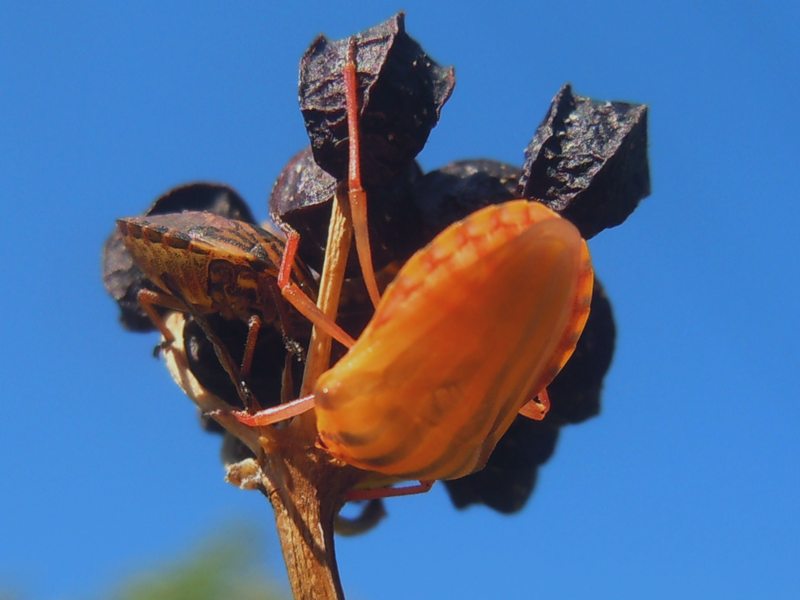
232, 40, 594, 496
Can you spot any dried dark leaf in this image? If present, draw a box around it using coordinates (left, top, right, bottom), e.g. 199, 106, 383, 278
518, 84, 650, 238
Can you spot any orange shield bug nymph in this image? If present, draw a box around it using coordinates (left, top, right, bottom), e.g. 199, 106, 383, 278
312, 200, 593, 481
230, 38, 594, 495
235, 199, 592, 488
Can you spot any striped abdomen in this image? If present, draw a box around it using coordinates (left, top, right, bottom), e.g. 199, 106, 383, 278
313, 200, 593, 481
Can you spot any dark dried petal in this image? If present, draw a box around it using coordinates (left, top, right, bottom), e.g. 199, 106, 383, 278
412, 159, 521, 245
518, 84, 650, 238
269, 147, 423, 274
299, 13, 455, 184
444, 419, 559, 513
102, 183, 256, 331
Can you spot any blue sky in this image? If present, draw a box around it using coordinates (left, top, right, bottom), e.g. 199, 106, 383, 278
2, 2, 798, 599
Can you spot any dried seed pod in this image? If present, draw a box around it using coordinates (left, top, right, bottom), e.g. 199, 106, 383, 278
444, 419, 559, 513
518, 84, 650, 239
269, 147, 338, 229
299, 13, 455, 185
143, 183, 255, 222
412, 159, 521, 245
547, 280, 616, 424
269, 147, 423, 274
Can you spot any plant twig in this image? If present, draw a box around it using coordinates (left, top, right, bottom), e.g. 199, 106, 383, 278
264, 187, 359, 599
299, 188, 353, 397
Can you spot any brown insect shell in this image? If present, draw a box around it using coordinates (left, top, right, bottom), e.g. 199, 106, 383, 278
117, 211, 313, 324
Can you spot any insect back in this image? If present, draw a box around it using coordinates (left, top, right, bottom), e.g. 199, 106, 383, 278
117, 212, 311, 320
313, 199, 593, 482
116, 209, 319, 412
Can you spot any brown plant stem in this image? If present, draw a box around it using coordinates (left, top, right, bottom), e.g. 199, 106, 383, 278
258, 433, 360, 600
299, 188, 353, 397
263, 186, 361, 598
162, 185, 366, 598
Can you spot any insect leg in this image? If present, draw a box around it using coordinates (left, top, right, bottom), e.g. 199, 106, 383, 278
344, 38, 381, 308
190, 312, 261, 413
280, 353, 296, 405
137, 289, 186, 350
277, 230, 356, 348
517, 388, 551, 421
345, 480, 435, 501
231, 394, 316, 426
265, 278, 305, 359
239, 314, 262, 378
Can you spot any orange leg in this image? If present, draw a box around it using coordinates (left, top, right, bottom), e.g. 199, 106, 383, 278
231, 393, 317, 426
273, 41, 378, 342
233, 41, 383, 430
137, 288, 184, 347
266, 277, 305, 359
344, 39, 381, 308
518, 388, 551, 421
345, 480, 434, 501
277, 231, 356, 349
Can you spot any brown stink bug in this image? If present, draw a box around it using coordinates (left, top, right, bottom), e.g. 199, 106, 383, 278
116, 210, 355, 406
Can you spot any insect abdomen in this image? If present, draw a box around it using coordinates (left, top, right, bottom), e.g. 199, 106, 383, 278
117, 217, 215, 309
